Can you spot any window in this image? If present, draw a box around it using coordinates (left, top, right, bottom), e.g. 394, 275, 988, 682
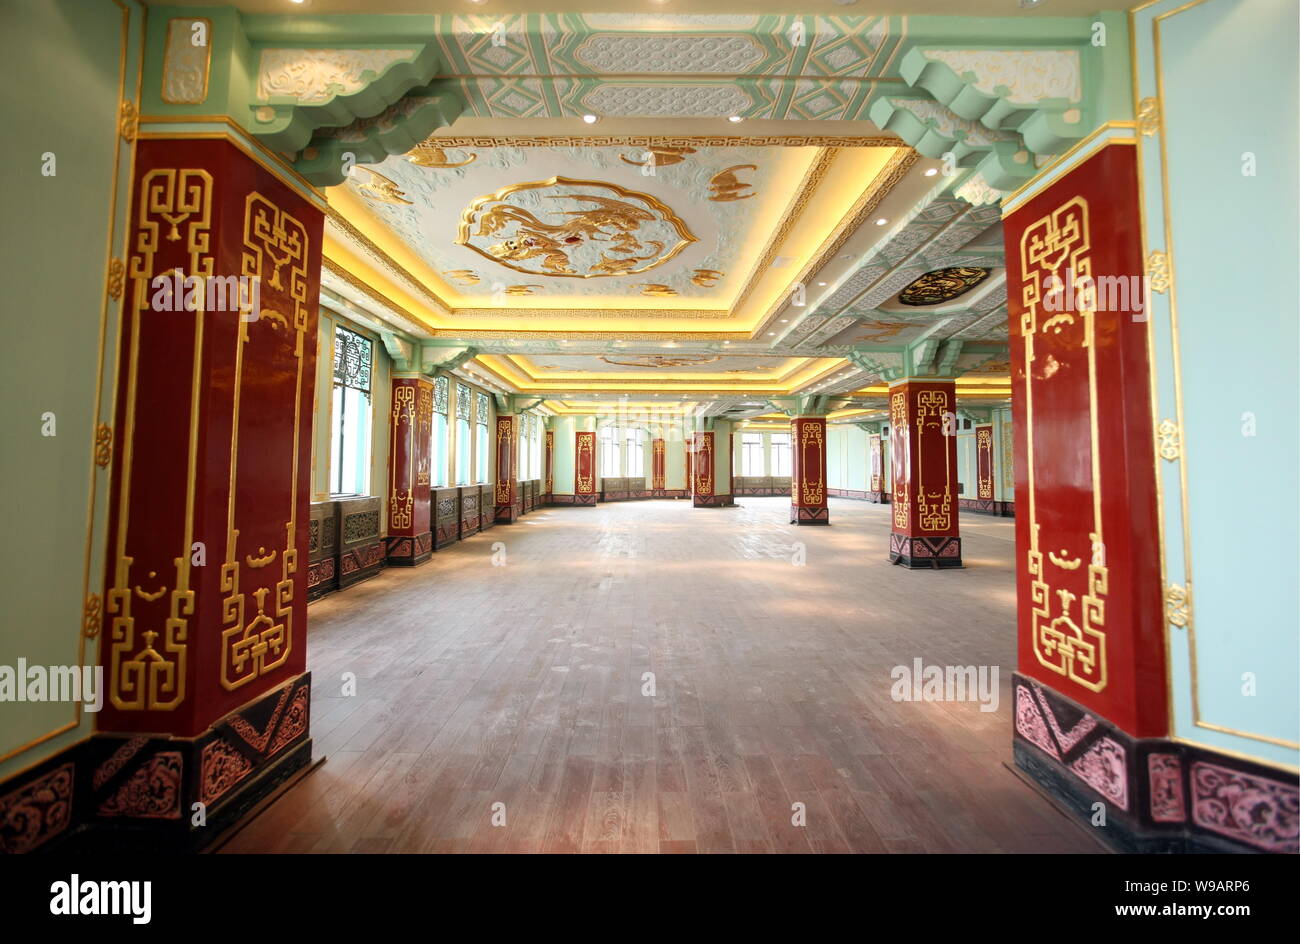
741, 432, 764, 476
618, 431, 639, 481
431, 376, 448, 487
455, 382, 471, 485
770, 432, 792, 476
330, 325, 373, 495
475, 391, 489, 483
598, 425, 620, 477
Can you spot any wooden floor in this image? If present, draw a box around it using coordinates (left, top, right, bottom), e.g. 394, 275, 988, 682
223, 497, 1102, 854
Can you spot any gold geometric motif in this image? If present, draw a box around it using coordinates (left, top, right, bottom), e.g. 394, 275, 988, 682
219, 190, 309, 693
458, 177, 696, 279
1165, 583, 1190, 628
891, 392, 908, 530
242, 192, 310, 330
1001, 420, 1014, 492
976, 425, 994, 499
915, 389, 951, 532
110, 167, 214, 712
1157, 418, 1181, 462
693, 433, 713, 495
1019, 194, 1108, 693
416, 383, 433, 487
496, 417, 515, 504
390, 384, 416, 530
799, 421, 824, 506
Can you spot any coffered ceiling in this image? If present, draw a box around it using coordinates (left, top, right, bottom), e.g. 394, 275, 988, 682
321, 125, 1012, 421
339, 140, 823, 309
303, 13, 1025, 423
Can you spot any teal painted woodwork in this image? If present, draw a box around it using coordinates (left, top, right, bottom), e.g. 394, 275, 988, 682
0, 0, 146, 780
1135, 0, 1298, 769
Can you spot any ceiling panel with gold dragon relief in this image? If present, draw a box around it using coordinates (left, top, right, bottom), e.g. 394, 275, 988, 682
333, 141, 822, 309
515, 353, 803, 376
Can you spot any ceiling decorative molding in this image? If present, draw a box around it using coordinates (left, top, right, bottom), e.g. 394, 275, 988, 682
421, 135, 901, 149
207, 12, 1097, 410
256, 48, 417, 105
897, 267, 992, 307
918, 49, 1082, 106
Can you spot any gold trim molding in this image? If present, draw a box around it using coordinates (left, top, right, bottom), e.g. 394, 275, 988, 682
423, 134, 901, 149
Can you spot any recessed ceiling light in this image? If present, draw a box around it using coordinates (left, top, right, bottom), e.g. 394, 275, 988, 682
724, 340, 731, 344
817, 281, 827, 286
875, 218, 888, 226
582, 114, 599, 124
728, 115, 744, 123
767, 331, 775, 336
780, 319, 788, 323
924, 168, 939, 177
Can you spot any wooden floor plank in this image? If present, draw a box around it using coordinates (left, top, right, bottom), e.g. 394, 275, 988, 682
225, 499, 1098, 854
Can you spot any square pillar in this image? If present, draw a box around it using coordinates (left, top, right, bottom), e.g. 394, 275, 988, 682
494, 414, 519, 523
690, 431, 715, 506
543, 428, 554, 504
651, 437, 666, 495
386, 377, 433, 565
1005, 142, 1166, 737
868, 431, 887, 503
574, 430, 597, 505
93, 136, 320, 846
790, 416, 829, 524
888, 380, 962, 568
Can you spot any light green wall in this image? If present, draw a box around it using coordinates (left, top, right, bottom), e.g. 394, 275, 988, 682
0, 0, 145, 779
827, 425, 870, 492
1135, 0, 1298, 768
827, 427, 844, 489
992, 408, 1014, 503
548, 416, 579, 495
311, 312, 333, 500
664, 434, 686, 490
955, 427, 975, 497
710, 420, 733, 491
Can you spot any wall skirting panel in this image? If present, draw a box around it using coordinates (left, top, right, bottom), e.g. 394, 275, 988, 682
958, 498, 1015, 517
827, 487, 890, 503
0, 674, 312, 854
337, 496, 385, 590
1014, 673, 1298, 854
307, 501, 340, 599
